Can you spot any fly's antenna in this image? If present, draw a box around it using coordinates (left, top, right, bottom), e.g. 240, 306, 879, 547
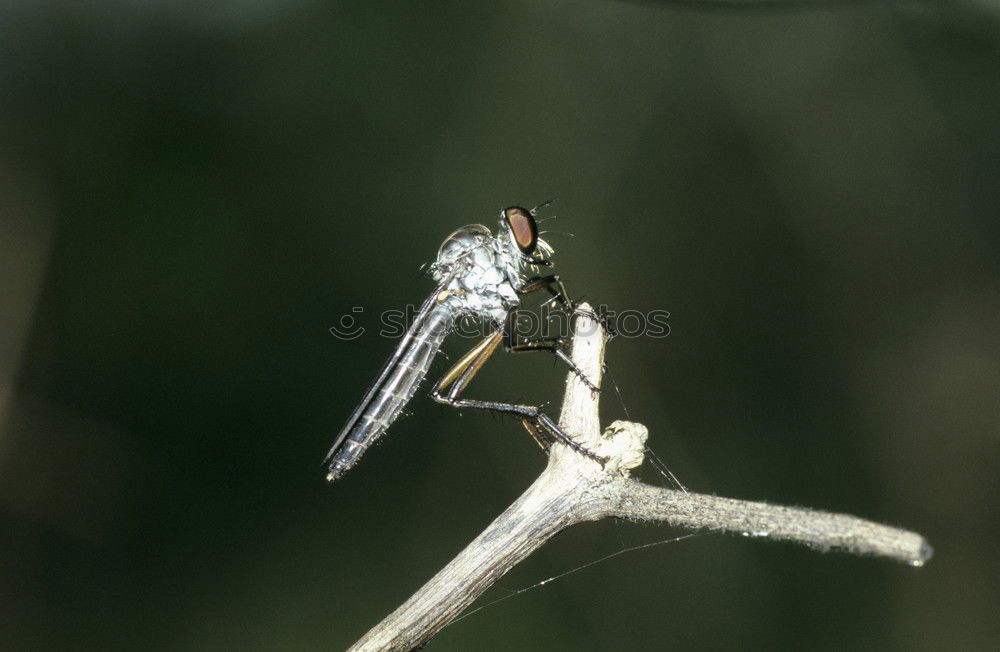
529, 197, 558, 216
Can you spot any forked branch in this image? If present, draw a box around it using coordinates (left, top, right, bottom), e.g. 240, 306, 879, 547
348, 304, 932, 651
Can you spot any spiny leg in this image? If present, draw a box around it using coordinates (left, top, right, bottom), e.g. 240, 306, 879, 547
430, 331, 606, 466
518, 274, 573, 311
519, 274, 617, 338
506, 337, 600, 393
520, 418, 550, 452
503, 308, 600, 392
433, 331, 503, 402
437, 394, 607, 466
518, 276, 616, 339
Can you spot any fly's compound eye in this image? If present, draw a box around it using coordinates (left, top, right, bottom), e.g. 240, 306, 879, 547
503, 206, 538, 255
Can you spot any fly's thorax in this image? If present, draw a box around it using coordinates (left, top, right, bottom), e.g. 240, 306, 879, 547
435, 268, 518, 325
492, 236, 527, 288
428, 220, 523, 322
430, 223, 492, 282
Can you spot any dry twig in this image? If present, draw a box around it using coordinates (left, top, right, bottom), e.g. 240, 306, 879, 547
349, 304, 932, 651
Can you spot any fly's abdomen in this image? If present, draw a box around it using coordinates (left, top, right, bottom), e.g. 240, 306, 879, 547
325, 304, 453, 480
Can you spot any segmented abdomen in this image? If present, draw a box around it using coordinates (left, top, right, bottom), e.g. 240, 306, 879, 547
325, 303, 454, 480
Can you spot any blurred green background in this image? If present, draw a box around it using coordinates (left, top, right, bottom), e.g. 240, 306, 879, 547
2, 1, 997, 650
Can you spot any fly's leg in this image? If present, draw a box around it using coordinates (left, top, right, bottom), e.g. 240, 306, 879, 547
520, 418, 550, 452
503, 308, 600, 392
518, 274, 573, 311
518, 275, 618, 340
505, 336, 600, 393
430, 331, 607, 467
439, 395, 606, 466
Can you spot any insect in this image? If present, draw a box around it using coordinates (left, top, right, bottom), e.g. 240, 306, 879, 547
323, 205, 606, 481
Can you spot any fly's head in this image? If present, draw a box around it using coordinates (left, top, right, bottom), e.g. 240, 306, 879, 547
499, 206, 554, 272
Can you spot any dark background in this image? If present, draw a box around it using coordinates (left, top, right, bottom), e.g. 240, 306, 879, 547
2, 1, 997, 650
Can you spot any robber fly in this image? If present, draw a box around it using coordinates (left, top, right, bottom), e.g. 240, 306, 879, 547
323, 205, 605, 481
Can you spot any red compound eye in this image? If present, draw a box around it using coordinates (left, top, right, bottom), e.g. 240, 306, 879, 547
503, 206, 537, 254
